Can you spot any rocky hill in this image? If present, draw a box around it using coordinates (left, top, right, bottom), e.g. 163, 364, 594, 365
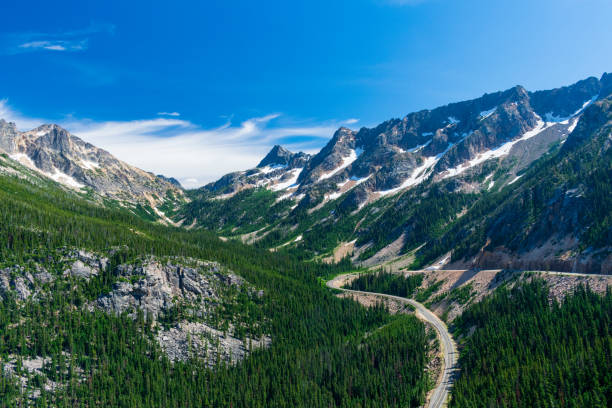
0, 246, 269, 395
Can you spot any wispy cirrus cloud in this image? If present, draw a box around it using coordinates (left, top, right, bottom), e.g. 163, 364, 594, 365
18, 39, 88, 52
0, 99, 354, 188
1, 22, 114, 55
157, 112, 181, 117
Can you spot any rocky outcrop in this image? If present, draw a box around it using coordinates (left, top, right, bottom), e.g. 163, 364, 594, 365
95, 259, 226, 319
93, 256, 269, 365
0, 248, 269, 366
62, 249, 108, 280
156, 321, 271, 365
0, 265, 54, 301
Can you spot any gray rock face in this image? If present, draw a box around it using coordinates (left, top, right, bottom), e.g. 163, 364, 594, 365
96, 259, 223, 319
199, 145, 312, 196
199, 73, 609, 211
65, 260, 98, 280
93, 257, 269, 365
61, 249, 107, 281
0, 248, 269, 366
0, 266, 38, 301
0, 121, 184, 206
257, 145, 310, 168
0, 249, 112, 301
156, 321, 270, 365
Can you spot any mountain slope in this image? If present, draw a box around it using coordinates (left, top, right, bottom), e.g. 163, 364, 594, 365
0, 120, 185, 215
418, 95, 612, 273
178, 73, 612, 272
0, 156, 430, 406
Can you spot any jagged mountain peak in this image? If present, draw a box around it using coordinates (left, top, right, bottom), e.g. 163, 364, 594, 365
172, 72, 612, 274
157, 174, 183, 188
529, 73, 608, 121
258, 145, 296, 167
257, 145, 312, 170
599, 72, 612, 98
0, 119, 184, 211
200, 75, 609, 214
0, 118, 17, 129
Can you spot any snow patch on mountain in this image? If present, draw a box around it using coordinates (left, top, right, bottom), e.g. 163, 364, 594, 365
567, 118, 579, 133
80, 160, 100, 170
10, 152, 84, 189
276, 191, 294, 201
544, 94, 599, 123
448, 116, 460, 125
318, 148, 362, 181
325, 174, 372, 202
270, 168, 302, 191
9, 153, 36, 169
407, 139, 432, 153
484, 173, 495, 190
442, 120, 553, 179
479, 107, 497, 119
325, 191, 343, 201
48, 169, 84, 189
376, 155, 438, 197
259, 164, 287, 174
508, 174, 523, 185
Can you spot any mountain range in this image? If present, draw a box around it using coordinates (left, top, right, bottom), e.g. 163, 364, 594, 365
179, 73, 612, 273
1, 73, 611, 273
0, 71, 611, 407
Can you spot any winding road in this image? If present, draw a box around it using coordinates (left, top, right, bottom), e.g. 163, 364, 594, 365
327, 273, 458, 408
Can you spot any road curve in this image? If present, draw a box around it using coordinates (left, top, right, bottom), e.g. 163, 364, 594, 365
327, 274, 458, 408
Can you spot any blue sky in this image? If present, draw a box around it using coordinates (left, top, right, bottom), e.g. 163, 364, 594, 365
1, 0, 611, 187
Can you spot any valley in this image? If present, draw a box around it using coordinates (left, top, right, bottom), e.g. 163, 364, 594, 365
332, 268, 612, 407
0, 72, 610, 407
327, 273, 458, 408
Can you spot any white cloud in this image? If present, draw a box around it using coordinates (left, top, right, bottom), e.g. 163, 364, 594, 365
19, 39, 87, 52
342, 118, 359, 125
182, 178, 200, 189
3, 23, 114, 55
157, 112, 181, 117
0, 99, 47, 130
0, 99, 345, 187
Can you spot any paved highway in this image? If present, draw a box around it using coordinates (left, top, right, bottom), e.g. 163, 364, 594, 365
327, 274, 458, 408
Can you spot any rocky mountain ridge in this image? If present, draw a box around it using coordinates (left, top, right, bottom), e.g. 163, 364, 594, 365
179, 73, 612, 273
2, 73, 611, 273
200, 74, 609, 210
0, 120, 185, 210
